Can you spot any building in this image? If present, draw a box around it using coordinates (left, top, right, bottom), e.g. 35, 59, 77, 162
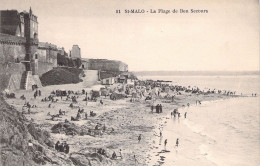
81, 58, 89, 69
0, 8, 130, 91
0, 8, 58, 90
102, 77, 115, 85
58, 47, 67, 56
0, 10, 25, 37
70, 45, 81, 59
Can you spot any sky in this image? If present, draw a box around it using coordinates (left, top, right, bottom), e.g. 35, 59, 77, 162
1, 0, 259, 71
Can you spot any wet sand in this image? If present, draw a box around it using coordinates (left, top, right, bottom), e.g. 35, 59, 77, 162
5, 81, 238, 165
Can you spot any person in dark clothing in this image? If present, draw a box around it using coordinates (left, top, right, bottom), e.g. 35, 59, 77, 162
156, 104, 159, 113
60, 143, 65, 152
175, 138, 179, 147
27, 102, 31, 108
164, 139, 167, 147
97, 148, 102, 154
159, 104, 162, 113
112, 151, 117, 159
184, 112, 187, 118
101, 149, 105, 155
172, 95, 174, 102
55, 141, 60, 151
64, 142, 69, 154
138, 134, 141, 143
173, 109, 177, 114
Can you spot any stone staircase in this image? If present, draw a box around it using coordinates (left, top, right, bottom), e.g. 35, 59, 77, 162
20, 71, 30, 90
20, 71, 43, 90
20, 71, 32, 90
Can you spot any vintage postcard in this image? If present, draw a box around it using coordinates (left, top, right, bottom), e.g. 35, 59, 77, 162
0, 0, 259, 165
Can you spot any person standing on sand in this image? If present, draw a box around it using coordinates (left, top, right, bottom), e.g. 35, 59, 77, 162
164, 139, 167, 149
138, 134, 141, 143
64, 142, 69, 154
184, 112, 187, 119
156, 104, 159, 113
175, 138, 179, 147
134, 155, 139, 165
60, 143, 65, 152
55, 141, 60, 151
172, 95, 175, 102
119, 149, 123, 159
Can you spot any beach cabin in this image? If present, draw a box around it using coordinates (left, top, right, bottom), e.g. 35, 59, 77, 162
56, 90, 67, 96
117, 75, 127, 83
102, 77, 115, 85
126, 79, 134, 85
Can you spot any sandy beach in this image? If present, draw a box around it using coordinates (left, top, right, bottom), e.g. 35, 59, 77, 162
4, 79, 241, 166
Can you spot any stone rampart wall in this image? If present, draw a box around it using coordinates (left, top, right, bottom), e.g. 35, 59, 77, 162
0, 43, 26, 63
37, 62, 55, 77
88, 59, 128, 72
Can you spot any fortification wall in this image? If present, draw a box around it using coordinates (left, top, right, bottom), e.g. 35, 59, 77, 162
7, 74, 22, 91
37, 43, 58, 68
0, 43, 26, 63
88, 59, 128, 72
0, 63, 26, 75
37, 48, 47, 62
0, 63, 25, 91
37, 62, 54, 76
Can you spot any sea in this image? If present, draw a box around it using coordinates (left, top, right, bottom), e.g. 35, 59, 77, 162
138, 75, 260, 166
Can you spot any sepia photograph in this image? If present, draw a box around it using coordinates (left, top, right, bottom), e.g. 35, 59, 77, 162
0, 0, 259, 165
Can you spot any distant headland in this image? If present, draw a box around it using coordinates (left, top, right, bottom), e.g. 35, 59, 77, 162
133, 71, 260, 76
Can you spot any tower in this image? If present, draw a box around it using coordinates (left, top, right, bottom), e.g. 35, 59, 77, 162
23, 7, 39, 75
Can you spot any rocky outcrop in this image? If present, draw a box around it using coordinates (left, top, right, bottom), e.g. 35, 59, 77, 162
51, 122, 85, 135
0, 94, 55, 165
70, 152, 113, 166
